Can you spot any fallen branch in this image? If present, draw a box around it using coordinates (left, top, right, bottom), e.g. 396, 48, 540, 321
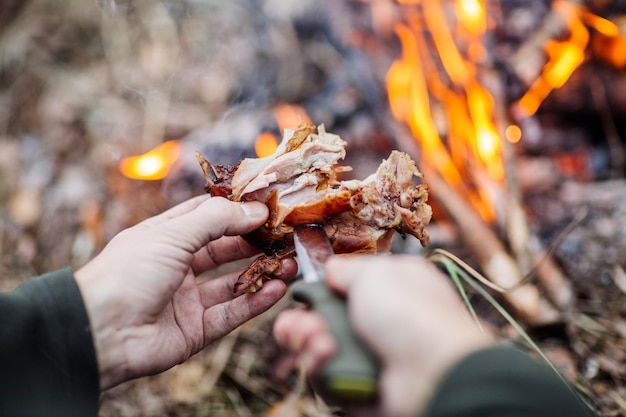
388, 117, 561, 325
424, 166, 560, 326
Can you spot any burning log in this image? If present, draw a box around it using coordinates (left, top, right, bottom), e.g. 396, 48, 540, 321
505, 0, 582, 88
488, 62, 576, 313
368, 0, 590, 325
384, 114, 560, 325
386, 108, 559, 324
503, 188, 575, 311
424, 167, 561, 326
506, 0, 626, 121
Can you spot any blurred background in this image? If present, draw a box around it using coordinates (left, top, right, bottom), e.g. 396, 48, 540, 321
1, 0, 626, 415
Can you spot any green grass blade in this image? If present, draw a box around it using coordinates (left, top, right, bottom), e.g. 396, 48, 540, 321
439, 257, 483, 332
427, 251, 563, 380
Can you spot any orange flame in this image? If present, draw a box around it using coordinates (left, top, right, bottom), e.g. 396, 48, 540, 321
255, 131, 279, 158
386, 1, 502, 221
582, 9, 620, 37
388, 24, 460, 181
424, 0, 474, 86
517, 1, 588, 117
385, 0, 623, 223
119, 140, 181, 180
456, 0, 486, 37
274, 103, 312, 132
586, 12, 626, 69
592, 34, 626, 68
467, 82, 504, 180
253, 103, 313, 158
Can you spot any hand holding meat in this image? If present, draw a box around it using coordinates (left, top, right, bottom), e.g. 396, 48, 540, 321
273, 255, 493, 417
74, 196, 297, 390
196, 124, 433, 294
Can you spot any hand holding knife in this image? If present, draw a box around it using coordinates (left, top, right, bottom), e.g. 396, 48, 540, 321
291, 224, 378, 401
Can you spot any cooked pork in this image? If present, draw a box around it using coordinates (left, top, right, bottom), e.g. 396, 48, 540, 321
196, 124, 432, 294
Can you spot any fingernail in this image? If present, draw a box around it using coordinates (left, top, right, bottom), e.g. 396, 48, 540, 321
241, 202, 267, 220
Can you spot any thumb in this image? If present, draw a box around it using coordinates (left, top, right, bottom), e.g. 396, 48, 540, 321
326, 254, 398, 293
163, 197, 268, 253
325, 255, 373, 293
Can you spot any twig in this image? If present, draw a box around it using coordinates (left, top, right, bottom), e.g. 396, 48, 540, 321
589, 73, 625, 179
518, 207, 588, 309
204, 327, 241, 396
506, 0, 585, 86
225, 387, 254, 417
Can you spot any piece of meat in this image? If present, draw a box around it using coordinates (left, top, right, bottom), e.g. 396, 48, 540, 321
196, 123, 432, 294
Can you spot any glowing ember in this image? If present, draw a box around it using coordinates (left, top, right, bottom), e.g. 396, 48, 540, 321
119, 140, 180, 180
505, 125, 522, 144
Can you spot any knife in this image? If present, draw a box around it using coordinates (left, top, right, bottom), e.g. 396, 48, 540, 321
291, 224, 378, 401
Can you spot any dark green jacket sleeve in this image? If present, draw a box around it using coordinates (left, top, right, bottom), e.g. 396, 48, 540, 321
0, 268, 100, 417
424, 345, 596, 417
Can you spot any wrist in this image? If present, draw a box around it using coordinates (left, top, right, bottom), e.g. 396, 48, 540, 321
382, 327, 494, 417
74, 264, 129, 390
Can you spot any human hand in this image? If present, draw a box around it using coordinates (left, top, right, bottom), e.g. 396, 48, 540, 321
273, 255, 493, 417
75, 195, 297, 390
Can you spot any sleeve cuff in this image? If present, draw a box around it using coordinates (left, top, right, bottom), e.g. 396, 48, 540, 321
1, 268, 100, 416
423, 345, 596, 417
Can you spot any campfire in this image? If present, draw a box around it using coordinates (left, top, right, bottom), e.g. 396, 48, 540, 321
343, 0, 626, 327
120, 0, 625, 327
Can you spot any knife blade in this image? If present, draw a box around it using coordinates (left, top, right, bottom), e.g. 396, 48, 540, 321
293, 224, 333, 283
292, 224, 378, 401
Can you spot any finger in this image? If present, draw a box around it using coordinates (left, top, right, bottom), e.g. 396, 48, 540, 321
191, 236, 260, 274
326, 254, 425, 294
273, 309, 336, 374
301, 331, 337, 375
324, 255, 380, 292
379, 368, 424, 417
197, 270, 243, 307
163, 197, 268, 253
274, 258, 298, 279
198, 258, 298, 307
273, 309, 329, 352
202, 280, 287, 344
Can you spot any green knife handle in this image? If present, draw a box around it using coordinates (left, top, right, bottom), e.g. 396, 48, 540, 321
291, 280, 378, 401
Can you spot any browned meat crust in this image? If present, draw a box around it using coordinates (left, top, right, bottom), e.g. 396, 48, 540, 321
196, 124, 432, 294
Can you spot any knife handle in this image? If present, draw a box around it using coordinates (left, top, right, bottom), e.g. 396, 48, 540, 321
291, 280, 378, 401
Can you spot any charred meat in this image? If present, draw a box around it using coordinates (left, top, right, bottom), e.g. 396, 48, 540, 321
196, 124, 432, 294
